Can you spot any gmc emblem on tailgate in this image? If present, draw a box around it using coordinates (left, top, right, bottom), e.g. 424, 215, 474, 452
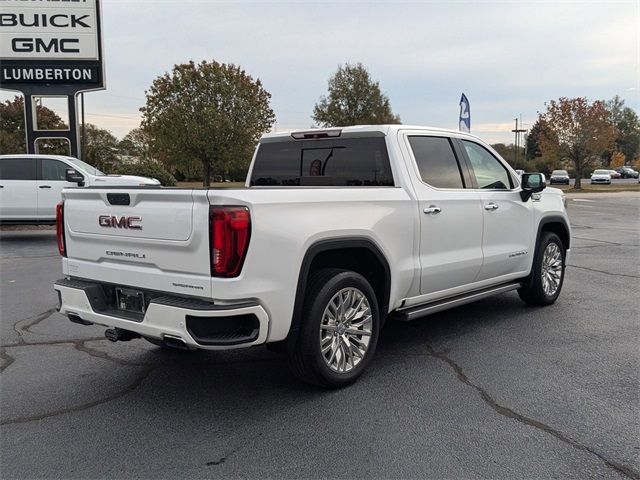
98, 215, 142, 229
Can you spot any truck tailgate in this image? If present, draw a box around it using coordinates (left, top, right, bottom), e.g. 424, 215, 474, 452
61, 188, 213, 297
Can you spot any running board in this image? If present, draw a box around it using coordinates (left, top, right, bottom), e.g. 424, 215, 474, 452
395, 282, 522, 322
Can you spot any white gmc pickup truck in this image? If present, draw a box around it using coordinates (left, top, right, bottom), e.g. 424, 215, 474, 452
55, 125, 570, 387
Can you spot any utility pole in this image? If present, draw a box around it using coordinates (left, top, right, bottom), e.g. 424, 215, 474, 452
512, 118, 526, 166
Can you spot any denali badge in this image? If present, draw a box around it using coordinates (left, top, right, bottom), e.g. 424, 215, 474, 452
98, 215, 142, 229
106, 251, 146, 259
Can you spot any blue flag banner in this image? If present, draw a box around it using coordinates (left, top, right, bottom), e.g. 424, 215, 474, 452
459, 93, 470, 132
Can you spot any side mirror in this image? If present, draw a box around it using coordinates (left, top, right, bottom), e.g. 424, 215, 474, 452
66, 168, 85, 186
520, 173, 546, 201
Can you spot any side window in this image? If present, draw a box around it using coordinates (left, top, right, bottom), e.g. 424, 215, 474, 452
0, 158, 37, 180
41, 159, 70, 181
408, 136, 465, 189
463, 141, 513, 189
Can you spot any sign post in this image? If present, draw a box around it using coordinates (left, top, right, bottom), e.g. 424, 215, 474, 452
0, 0, 105, 157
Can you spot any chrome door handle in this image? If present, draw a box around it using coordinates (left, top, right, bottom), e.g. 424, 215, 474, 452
39, 185, 52, 189
423, 206, 441, 214
484, 203, 499, 211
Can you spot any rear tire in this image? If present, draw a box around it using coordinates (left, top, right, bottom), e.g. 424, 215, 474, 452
518, 232, 565, 306
287, 268, 380, 388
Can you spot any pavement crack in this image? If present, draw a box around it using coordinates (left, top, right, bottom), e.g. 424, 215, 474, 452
569, 264, 640, 279
0, 365, 158, 426
74, 340, 149, 367
571, 236, 623, 246
22, 307, 58, 334
205, 448, 239, 467
573, 244, 640, 250
11, 307, 58, 344
1, 337, 104, 349
0, 347, 15, 373
420, 345, 640, 480
570, 224, 593, 229
0, 338, 149, 369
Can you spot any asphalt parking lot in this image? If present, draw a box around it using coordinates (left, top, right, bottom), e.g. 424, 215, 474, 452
1, 193, 639, 479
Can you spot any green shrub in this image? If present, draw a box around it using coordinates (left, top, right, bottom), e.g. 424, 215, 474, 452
114, 161, 177, 186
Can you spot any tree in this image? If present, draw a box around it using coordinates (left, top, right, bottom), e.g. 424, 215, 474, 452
491, 143, 526, 170
83, 123, 119, 172
312, 63, 401, 127
0, 96, 68, 155
140, 60, 275, 186
614, 109, 640, 164
609, 151, 625, 169
537, 97, 615, 189
526, 120, 550, 160
118, 127, 153, 160
604, 95, 640, 166
606, 95, 625, 124
525, 119, 564, 169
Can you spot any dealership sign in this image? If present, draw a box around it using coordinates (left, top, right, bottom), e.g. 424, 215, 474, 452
0, 0, 104, 90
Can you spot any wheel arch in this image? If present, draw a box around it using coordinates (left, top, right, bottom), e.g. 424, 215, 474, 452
287, 237, 392, 343
522, 215, 570, 290
538, 215, 570, 251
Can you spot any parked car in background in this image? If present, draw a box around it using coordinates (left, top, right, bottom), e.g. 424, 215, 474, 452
549, 170, 570, 185
615, 166, 639, 179
608, 170, 621, 179
0, 154, 160, 224
590, 169, 612, 185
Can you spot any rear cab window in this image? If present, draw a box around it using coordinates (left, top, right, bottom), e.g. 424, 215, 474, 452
249, 137, 394, 187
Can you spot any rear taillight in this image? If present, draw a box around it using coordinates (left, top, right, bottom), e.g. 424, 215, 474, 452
209, 206, 251, 277
56, 202, 66, 257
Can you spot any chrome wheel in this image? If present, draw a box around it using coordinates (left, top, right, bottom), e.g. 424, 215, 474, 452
541, 243, 563, 296
319, 287, 373, 373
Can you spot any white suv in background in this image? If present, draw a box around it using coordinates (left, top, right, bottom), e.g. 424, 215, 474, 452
0, 154, 160, 224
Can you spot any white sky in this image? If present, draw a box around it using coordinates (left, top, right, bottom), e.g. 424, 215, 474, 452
3, 0, 638, 144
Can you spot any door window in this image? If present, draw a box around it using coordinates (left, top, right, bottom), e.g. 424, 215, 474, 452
462, 141, 513, 189
0, 158, 37, 180
41, 159, 71, 181
408, 136, 465, 189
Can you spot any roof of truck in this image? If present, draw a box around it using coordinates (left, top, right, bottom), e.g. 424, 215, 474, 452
260, 124, 485, 142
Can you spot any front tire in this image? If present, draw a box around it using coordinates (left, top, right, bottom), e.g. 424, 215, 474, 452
518, 232, 566, 306
287, 268, 380, 388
